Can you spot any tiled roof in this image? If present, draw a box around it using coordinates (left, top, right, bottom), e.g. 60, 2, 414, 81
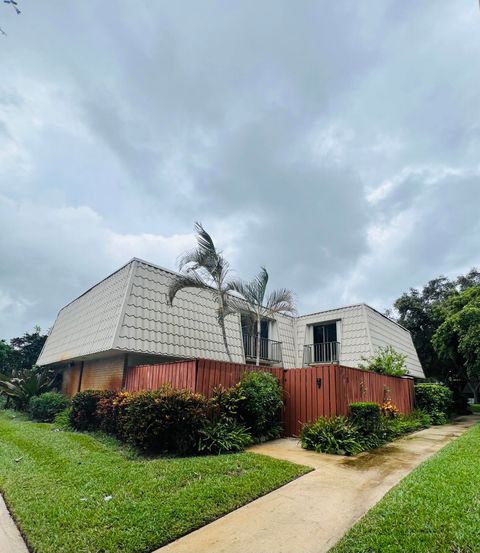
37, 258, 425, 378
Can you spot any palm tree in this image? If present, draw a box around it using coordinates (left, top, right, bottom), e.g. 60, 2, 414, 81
232, 267, 296, 366
168, 222, 237, 362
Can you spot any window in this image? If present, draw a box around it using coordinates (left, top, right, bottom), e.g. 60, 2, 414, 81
312, 322, 338, 363
313, 322, 337, 344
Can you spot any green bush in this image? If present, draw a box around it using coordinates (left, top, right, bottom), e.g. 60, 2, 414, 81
70, 390, 117, 431
237, 371, 283, 440
210, 384, 246, 420
116, 386, 209, 454
415, 384, 453, 424
359, 345, 408, 377
53, 407, 74, 430
383, 409, 431, 439
349, 402, 381, 434
95, 392, 131, 435
198, 417, 252, 454
0, 396, 7, 410
29, 392, 70, 422
471, 404, 480, 413
301, 416, 364, 456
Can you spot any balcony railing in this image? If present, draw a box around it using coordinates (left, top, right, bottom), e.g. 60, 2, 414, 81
243, 334, 283, 364
303, 342, 340, 365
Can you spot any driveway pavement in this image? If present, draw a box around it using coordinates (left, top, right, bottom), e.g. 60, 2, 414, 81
156, 415, 479, 553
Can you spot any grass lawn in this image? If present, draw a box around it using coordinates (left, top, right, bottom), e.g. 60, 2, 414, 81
0, 411, 310, 553
330, 422, 480, 553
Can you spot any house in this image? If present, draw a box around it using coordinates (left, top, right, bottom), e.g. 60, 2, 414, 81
37, 258, 425, 395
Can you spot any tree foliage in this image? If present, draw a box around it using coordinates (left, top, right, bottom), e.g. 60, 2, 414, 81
0, 327, 47, 376
432, 287, 480, 381
359, 345, 408, 377
168, 222, 238, 361
232, 267, 295, 366
392, 268, 480, 383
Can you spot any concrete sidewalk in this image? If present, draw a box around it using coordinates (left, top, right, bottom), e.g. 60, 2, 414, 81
0, 495, 29, 553
156, 415, 479, 553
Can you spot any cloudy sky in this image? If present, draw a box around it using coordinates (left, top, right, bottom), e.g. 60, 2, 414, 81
1, 1, 479, 339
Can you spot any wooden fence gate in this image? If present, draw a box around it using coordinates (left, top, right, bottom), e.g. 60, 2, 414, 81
283, 364, 415, 436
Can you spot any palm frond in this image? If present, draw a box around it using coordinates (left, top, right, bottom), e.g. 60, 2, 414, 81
265, 288, 297, 315
167, 273, 211, 304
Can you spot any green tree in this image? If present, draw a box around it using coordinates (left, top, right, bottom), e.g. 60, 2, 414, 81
393, 277, 454, 380
8, 326, 48, 374
432, 287, 480, 382
168, 222, 237, 362
0, 340, 13, 374
232, 267, 295, 366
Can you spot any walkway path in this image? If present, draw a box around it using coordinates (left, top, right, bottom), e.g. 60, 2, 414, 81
0, 495, 29, 553
156, 415, 479, 553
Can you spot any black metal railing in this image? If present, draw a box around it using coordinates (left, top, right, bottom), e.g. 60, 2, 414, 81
303, 342, 340, 365
243, 334, 283, 363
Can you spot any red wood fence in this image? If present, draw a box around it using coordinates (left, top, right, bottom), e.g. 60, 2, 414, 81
124, 359, 283, 398
283, 364, 415, 436
124, 359, 414, 437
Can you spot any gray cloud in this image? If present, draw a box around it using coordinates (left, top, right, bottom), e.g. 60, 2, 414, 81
0, 0, 479, 337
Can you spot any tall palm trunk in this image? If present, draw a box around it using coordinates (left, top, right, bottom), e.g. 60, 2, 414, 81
256, 315, 261, 366
220, 316, 233, 362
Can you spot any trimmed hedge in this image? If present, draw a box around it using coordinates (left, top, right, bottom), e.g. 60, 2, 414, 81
116, 387, 209, 454
70, 390, 117, 431
415, 384, 453, 424
29, 392, 70, 422
349, 402, 381, 434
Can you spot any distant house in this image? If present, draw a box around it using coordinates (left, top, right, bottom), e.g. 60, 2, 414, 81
37, 258, 425, 395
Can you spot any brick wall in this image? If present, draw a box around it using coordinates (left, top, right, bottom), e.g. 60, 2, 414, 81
61, 365, 81, 396
80, 355, 125, 391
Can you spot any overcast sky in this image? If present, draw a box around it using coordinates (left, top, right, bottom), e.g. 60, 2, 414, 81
1, 1, 479, 339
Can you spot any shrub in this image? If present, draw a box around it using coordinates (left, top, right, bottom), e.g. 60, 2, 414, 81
301, 416, 364, 456
96, 392, 130, 435
116, 386, 209, 454
359, 346, 408, 377
237, 371, 283, 440
198, 417, 252, 454
29, 392, 70, 422
210, 384, 246, 420
383, 409, 431, 438
415, 384, 453, 424
471, 404, 480, 413
349, 402, 382, 434
54, 407, 74, 430
70, 390, 117, 431
0, 395, 6, 409
381, 400, 399, 419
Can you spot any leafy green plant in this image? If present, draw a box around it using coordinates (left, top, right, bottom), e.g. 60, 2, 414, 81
116, 386, 209, 454
0, 367, 58, 410
415, 384, 453, 424
70, 390, 117, 431
210, 384, 245, 420
198, 417, 252, 454
95, 392, 130, 435
53, 407, 74, 430
349, 402, 381, 434
237, 371, 283, 440
29, 392, 70, 422
359, 346, 408, 377
301, 416, 364, 456
382, 409, 431, 439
